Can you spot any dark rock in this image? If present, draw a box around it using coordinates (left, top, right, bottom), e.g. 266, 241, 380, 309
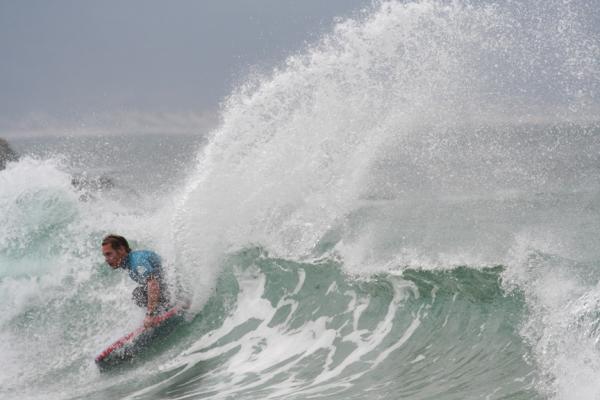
0, 138, 18, 170
71, 174, 116, 192
71, 174, 117, 201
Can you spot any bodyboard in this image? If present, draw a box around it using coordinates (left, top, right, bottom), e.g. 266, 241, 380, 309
95, 305, 185, 369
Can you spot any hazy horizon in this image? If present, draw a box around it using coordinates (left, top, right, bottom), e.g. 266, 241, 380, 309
1, 0, 369, 137
1, 0, 599, 139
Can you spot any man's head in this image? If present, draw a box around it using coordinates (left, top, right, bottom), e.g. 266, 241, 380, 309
101, 234, 131, 269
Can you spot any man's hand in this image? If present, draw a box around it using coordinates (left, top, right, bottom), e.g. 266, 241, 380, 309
144, 314, 159, 328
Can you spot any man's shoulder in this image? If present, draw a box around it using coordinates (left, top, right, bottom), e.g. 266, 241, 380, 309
129, 250, 161, 265
130, 249, 158, 257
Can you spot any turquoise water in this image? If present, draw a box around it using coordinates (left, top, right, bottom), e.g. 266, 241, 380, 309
2, 0, 600, 399
88, 252, 539, 400
0, 229, 542, 399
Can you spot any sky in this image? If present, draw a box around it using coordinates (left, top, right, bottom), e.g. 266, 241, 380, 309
0, 0, 369, 136
1, 1, 598, 137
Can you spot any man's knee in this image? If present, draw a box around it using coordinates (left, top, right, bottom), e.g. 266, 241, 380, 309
132, 286, 147, 308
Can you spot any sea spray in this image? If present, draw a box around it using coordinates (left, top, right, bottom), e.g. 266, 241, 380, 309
172, 1, 599, 398
173, 0, 598, 289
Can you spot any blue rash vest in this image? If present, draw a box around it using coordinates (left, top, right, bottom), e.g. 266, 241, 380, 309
121, 250, 163, 285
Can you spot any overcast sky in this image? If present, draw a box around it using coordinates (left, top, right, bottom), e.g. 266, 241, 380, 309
0, 0, 369, 135
2, 1, 598, 137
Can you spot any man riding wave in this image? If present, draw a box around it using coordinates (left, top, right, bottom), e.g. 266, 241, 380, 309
101, 234, 171, 328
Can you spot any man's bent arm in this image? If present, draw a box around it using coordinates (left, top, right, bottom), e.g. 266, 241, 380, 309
146, 277, 160, 315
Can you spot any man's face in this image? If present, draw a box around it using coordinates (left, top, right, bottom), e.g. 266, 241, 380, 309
102, 244, 127, 269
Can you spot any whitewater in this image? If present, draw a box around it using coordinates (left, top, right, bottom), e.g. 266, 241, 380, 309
1, 1, 599, 399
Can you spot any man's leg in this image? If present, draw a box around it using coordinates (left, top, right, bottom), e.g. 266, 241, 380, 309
132, 286, 147, 308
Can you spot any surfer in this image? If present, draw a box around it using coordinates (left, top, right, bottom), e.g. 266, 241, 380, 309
101, 234, 171, 328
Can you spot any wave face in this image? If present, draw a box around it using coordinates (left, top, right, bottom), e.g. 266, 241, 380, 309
1, 1, 600, 399
117, 252, 539, 400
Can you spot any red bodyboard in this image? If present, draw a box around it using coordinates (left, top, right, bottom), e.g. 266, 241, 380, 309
95, 306, 184, 368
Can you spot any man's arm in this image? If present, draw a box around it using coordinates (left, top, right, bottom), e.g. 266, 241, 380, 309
144, 276, 161, 327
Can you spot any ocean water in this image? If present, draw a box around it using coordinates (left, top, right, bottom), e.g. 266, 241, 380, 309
1, 1, 600, 399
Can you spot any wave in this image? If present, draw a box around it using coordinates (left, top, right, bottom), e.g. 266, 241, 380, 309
120, 249, 539, 400
1, 0, 600, 399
